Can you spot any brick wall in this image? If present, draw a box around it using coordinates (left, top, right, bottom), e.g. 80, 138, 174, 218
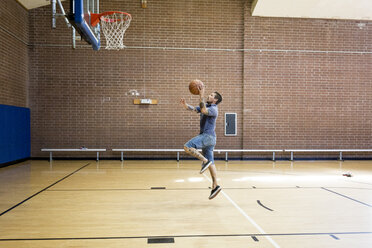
29, 0, 244, 158
25, 0, 371, 158
243, 1, 372, 153
0, 0, 29, 107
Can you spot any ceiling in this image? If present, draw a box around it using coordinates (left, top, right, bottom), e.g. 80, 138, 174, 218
17, 0, 59, 10
16, 0, 372, 21
252, 0, 372, 21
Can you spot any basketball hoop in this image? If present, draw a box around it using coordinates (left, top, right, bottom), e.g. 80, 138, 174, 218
91, 11, 132, 50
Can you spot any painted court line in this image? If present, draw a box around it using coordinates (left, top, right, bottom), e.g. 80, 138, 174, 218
257, 200, 274, 211
1, 232, 371, 242
46, 186, 372, 192
203, 174, 281, 248
321, 187, 372, 207
0, 163, 91, 216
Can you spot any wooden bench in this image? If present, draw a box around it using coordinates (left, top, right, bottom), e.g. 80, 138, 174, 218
40, 148, 372, 162
41, 148, 107, 161
112, 149, 283, 161
285, 149, 372, 161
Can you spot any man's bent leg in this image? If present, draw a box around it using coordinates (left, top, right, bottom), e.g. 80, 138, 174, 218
184, 146, 207, 163
184, 135, 212, 173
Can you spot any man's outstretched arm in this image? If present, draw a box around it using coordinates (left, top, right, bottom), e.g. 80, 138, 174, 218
180, 98, 198, 113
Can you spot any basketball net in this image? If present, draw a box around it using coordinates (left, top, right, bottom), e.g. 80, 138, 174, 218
99, 12, 132, 50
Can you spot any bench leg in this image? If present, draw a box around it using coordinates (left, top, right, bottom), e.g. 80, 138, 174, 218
290, 152, 294, 161
272, 152, 275, 161
97, 152, 99, 161
225, 152, 228, 162
177, 152, 179, 162
121, 152, 123, 161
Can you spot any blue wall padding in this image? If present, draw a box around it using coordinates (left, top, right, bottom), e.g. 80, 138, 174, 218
0, 104, 30, 164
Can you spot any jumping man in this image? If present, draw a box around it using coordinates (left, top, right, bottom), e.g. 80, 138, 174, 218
180, 82, 222, 200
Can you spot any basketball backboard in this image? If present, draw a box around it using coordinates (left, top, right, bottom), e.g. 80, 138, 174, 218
68, 0, 100, 50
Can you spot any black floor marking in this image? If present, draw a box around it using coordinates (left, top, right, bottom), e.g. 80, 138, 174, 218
257, 200, 274, 211
0, 163, 91, 217
2, 232, 371, 241
321, 187, 372, 208
252, 186, 256, 189
150, 187, 166, 190
330, 235, 339, 240
148, 238, 174, 243
251, 236, 259, 242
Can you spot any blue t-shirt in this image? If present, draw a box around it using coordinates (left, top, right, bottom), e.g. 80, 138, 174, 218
196, 104, 218, 137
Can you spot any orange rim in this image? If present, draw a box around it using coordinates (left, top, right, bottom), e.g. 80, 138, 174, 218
91, 11, 131, 27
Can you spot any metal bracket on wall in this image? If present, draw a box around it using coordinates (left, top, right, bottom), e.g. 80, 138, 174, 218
51, 0, 77, 49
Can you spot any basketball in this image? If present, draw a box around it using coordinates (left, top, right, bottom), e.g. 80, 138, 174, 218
189, 79, 204, 95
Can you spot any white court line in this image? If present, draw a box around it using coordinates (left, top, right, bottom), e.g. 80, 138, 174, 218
203, 174, 281, 248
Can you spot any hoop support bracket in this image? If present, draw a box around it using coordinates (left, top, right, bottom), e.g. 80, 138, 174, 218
51, 0, 71, 29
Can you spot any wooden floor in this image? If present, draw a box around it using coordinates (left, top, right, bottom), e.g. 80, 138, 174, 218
0, 159, 371, 248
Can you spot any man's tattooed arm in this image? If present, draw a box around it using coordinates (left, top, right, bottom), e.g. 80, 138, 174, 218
199, 98, 209, 115
198, 83, 208, 115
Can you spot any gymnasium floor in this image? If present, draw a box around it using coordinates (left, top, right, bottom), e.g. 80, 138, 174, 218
0, 159, 371, 248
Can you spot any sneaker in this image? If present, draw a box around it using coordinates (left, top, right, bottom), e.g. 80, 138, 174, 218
209, 185, 221, 200
200, 160, 212, 174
